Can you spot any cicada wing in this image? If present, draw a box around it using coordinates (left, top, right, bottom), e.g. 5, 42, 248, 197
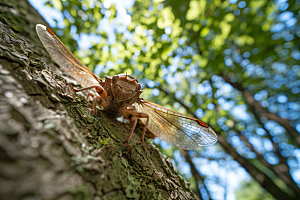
36, 24, 100, 87
134, 100, 217, 149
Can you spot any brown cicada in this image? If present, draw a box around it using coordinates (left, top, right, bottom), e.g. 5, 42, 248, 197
36, 24, 217, 152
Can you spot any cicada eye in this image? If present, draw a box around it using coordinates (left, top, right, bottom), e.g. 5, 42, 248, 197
135, 84, 141, 91
112, 75, 119, 83
127, 75, 135, 81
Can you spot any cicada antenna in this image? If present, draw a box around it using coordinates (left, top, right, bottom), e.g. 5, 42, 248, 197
137, 73, 151, 80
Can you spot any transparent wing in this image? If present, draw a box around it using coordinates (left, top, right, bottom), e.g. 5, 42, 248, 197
36, 24, 101, 87
134, 100, 217, 149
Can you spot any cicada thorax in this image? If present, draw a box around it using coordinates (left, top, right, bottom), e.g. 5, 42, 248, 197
104, 74, 142, 104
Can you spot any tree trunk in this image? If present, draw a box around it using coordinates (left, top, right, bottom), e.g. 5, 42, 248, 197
0, 1, 197, 199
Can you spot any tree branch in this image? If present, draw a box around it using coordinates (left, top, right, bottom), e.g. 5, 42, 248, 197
220, 73, 300, 148
234, 128, 300, 197
180, 150, 213, 200
158, 86, 297, 200
218, 135, 295, 200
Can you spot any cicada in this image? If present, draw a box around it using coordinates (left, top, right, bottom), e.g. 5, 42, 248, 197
36, 24, 217, 152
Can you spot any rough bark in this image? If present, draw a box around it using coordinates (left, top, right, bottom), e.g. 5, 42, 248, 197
0, 1, 197, 200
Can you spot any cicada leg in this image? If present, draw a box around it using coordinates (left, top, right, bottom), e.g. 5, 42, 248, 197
86, 91, 108, 115
121, 106, 152, 153
66, 83, 108, 115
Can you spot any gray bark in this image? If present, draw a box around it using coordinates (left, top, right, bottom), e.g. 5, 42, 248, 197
0, 1, 197, 199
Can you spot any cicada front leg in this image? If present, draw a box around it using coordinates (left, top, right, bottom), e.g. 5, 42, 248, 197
66, 83, 108, 115
121, 105, 152, 153
85, 91, 108, 115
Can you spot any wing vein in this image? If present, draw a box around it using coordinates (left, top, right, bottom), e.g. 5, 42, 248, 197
134, 101, 218, 149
